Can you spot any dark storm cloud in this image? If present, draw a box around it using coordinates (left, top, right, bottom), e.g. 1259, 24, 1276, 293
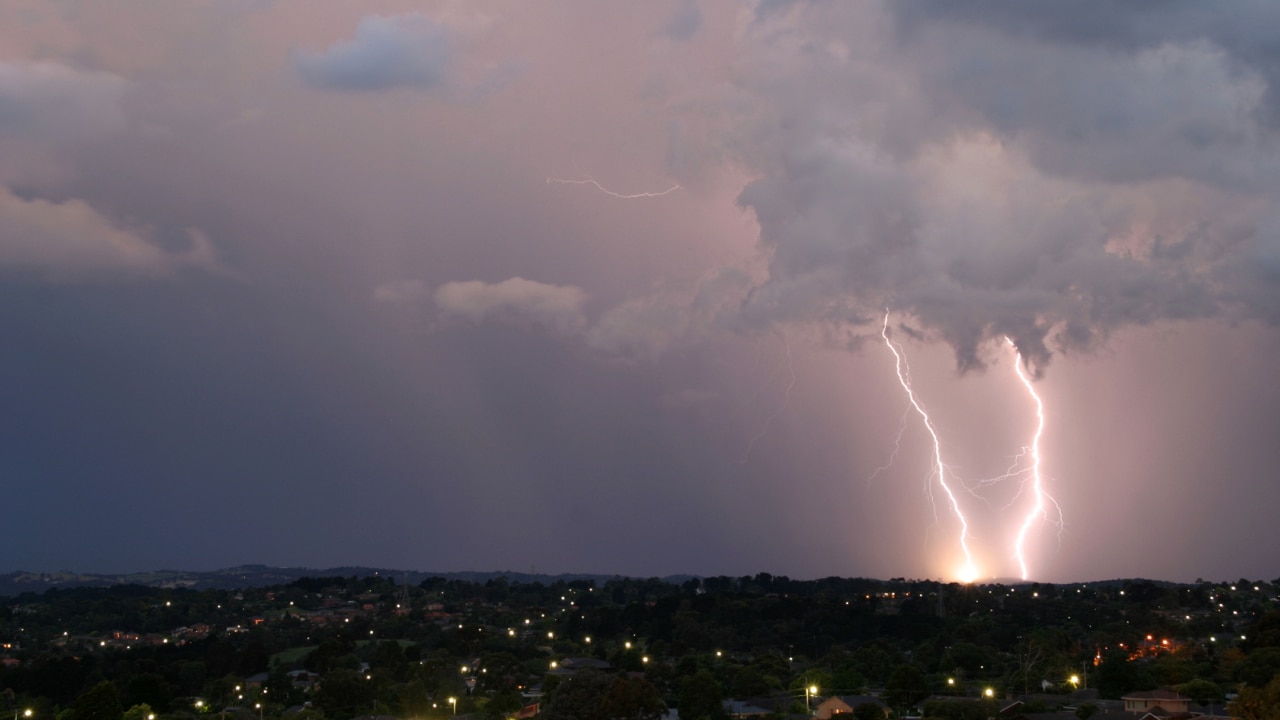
295, 13, 452, 91
894, 0, 1280, 128
726, 1, 1280, 373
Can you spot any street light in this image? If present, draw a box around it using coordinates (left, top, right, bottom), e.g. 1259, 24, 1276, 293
449, 697, 457, 716
254, 704, 262, 720
984, 688, 994, 698
806, 685, 818, 713
1069, 675, 1080, 688
18, 709, 33, 720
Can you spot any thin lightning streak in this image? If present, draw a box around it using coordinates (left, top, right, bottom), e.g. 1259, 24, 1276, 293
742, 331, 796, 463
1005, 337, 1063, 580
973, 448, 1031, 489
867, 408, 910, 487
881, 312, 979, 583
545, 176, 681, 199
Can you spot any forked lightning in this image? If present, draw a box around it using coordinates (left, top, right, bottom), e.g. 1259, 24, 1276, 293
881, 311, 979, 582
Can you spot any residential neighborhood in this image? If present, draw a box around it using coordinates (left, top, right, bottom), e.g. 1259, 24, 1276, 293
2, 573, 1278, 720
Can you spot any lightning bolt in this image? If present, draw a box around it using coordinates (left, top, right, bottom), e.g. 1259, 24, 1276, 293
545, 176, 681, 199
1005, 337, 1063, 580
742, 330, 796, 463
866, 408, 910, 487
881, 311, 979, 583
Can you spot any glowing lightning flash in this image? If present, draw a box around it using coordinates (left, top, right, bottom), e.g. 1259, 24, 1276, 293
1005, 338, 1062, 581
881, 312, 979, 583
545, 176, 681, 199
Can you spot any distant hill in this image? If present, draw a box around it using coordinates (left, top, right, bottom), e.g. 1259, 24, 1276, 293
0, 565, 697, 596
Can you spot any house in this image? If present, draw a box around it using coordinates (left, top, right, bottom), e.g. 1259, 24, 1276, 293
286, 669, 320, 690
813, 695, 890, 719
1120, 689, 1191, 714
548, 657, 612, 676
722, 700, 770, 718
558, 657, 611, 670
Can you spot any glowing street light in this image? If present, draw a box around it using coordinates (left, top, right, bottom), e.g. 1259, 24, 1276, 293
806, 685, 818, 713
18, 709, 33, 720
1070, 675, 1080, 688
448, 697, 457, 716
984, 688, 994, 699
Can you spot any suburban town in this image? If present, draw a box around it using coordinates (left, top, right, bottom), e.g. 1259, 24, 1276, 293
2, 572, 1277, 720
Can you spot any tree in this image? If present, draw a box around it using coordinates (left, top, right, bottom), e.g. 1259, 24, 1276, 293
884, 665, 928, 711
602, 677, 666, 720
314, 669, 376, 719
1234, 647, 1280, 688
125, 674, 171, 714
1074, 702, 1099, 719
485, 690, 525, 720
851, 703, 885, 720
730, 667, 771, 697
1174, 678, 1224, 705
74, 682, 122, 720
122, 704, 154, 720
372, 640, 409, 680
543, 670, 615, 720
1230, 674, 1280, 720
678, 670, 727, 720
1094, 649, 1153, 699
477, 652, 528, 693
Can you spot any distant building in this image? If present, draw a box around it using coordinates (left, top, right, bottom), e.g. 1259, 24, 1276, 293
722, 700, 770, 718
813, 695, 890, 719
1120, 689, 1190, 714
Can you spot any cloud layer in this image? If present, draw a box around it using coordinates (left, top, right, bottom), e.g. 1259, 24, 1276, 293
2, 1, 1279, 583
726, 1, 1280, 373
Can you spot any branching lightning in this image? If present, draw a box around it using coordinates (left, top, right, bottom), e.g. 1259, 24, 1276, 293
881, 311, 979, 583
1005, 337, 1064, 580
866, 408, 910, 487
545, 176, 681, 199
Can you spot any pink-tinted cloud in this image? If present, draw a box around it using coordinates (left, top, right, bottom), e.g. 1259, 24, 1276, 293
434, 277, 587, 335
0, 187, 215, 278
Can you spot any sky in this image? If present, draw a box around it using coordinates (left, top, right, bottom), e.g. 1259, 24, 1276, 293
3, 1, 1280, 584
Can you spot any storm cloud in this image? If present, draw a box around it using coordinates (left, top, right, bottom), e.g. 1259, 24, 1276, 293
2, 1, 1279, 583
727, 1, 1280, 373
